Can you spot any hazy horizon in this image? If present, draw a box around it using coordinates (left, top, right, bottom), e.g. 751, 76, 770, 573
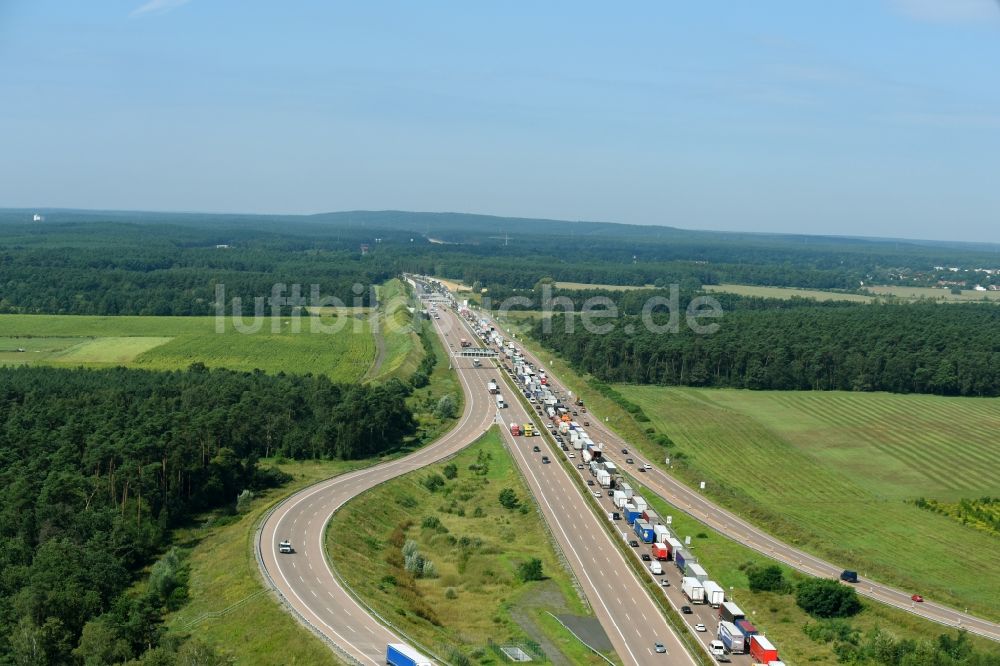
2, 2, 999, 242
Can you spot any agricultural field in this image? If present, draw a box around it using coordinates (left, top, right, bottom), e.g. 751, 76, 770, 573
553, 281, 655, 291
702, 283, 873, 302
327, 428, 614, 665
619, 386, 1000, 620
867, 285, 1000, 302
0, 313, 375, 382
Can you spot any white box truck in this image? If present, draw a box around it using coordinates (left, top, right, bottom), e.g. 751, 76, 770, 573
702, 580, 725, 607
681, 577, 706, 604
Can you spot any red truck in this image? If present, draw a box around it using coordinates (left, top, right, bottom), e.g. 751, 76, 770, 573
749, 635, 778, 664
460, 338, 471, 348
651, 543, 669, 561
509, 423, 521, 436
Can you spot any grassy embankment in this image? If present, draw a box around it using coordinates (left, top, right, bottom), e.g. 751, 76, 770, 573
367, 278, 424, 382
327, 427, 616, 665
0, 312, 375, 382
162, 459, 370, 665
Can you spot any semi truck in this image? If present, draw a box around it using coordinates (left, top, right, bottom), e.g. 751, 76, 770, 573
681, 577, 705, 604
509, 423, 521, 436
460, 338, 471, 348
687, 562, 709, 582
596, 469, 611, 488
749, 635, 779, 664
718, 621, 745, 654
703, 580, 725, 607
495, 394, 505, 409
719, 601, 745, 624
634, 520, 655, 543
651, 542, 669, 561
387, 643, 434, 666
523, 423, 534, 436
488, 380, 499, 394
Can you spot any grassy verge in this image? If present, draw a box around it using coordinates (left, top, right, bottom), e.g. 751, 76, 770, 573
327, 428, 614, 665
624, 473, 1000, 662
163, 459, 375, 665
369, 278, 426, 382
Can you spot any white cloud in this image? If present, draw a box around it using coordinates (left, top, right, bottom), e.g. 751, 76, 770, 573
890, 0, 1000, 23
130, 0, 192, 18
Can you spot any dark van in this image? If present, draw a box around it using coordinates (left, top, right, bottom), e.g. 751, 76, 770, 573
840, 570, 858, 583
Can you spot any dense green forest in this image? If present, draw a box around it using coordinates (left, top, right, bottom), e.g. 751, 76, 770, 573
3, 210, 1000, 316
0, 365, 414, 664
533, 303, 1000, 396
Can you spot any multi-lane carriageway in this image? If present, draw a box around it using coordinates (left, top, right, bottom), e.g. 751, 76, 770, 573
258, 303, 700, 665
477, 308, 1000, 645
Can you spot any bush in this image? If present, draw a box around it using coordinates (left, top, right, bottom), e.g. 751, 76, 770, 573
498, 488, 520, 510
518, 558, 544, 582
435, 394, 458, 419
442, 463, 458, 479
422, 474, 446, 492
235, 489, 254, 514
747, 564, 790, 593
796, 578, 862, 618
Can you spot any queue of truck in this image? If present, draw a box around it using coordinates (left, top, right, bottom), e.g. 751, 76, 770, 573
460, 306, 788, 665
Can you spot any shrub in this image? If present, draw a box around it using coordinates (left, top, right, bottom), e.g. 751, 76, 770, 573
435, 394, 458, 419
747, 564, 790, 593
796, 578, 862, 618
422, 474, 446, 492
518, 558, 544, 582
442, 463, 458, 480
235, 489, 254, 514
498, 488, 520, 510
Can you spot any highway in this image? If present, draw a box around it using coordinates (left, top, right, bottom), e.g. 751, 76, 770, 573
257, 290, 701, 664
483, 308, 1000, 643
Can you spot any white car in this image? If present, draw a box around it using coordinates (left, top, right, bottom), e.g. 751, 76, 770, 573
592, 490, 602, 498
568, 452, 575, 458
695, 623, 707, 632
643, 463, 652, 470
278, 540, 293, 554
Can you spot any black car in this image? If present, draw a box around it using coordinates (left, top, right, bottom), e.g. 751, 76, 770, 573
532, 445, 541, 452
629, 540, 639, 548
626, 458, 634, 464
641, 554, 652, 561
621, 448, 628, 454
638, 467, 646, 473
681, 606, 692, 614
587, 479, 595, 486
577, 464, 585, 469
541, 456, 550, 464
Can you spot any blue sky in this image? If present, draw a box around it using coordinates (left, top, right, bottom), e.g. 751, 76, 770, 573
1, 1, 999, 241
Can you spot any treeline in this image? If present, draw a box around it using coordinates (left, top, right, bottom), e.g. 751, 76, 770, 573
533, 303, 1000, 396
6, 213, 1000, 317
0, 364, 415, 663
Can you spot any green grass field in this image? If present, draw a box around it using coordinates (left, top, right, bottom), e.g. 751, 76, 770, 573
619, 386, 1000, 620
327, 428, 613, 665
702, 283, 873, 302
0, 313, 375, 382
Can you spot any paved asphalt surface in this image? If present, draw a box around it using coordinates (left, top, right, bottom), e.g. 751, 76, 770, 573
258, 295, 701, 664
489, 310, 1000, 644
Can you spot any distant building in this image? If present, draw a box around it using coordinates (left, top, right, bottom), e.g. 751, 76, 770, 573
215, 244, 231, 249
32, 213, 44, 222
360, 244, 370, 256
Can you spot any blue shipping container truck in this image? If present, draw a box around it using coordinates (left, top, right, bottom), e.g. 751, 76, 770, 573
675, 549, 687, 572
625, 508, 641, 525
387, 643, 434, 666
633, 520, 655, 543
718, 621, 745, 654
